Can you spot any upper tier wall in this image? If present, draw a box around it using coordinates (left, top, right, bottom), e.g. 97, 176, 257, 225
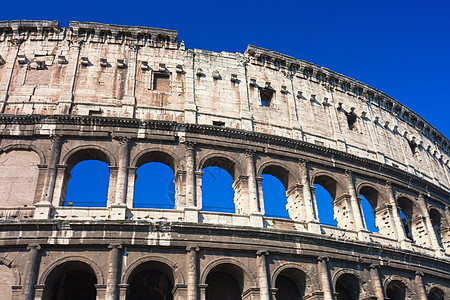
0, 20, 448, 192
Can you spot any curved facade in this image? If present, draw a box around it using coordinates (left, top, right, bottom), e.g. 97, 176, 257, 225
0, 20, 449, 300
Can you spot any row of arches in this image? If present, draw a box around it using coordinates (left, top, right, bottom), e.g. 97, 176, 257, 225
0, 145, 448, 250
37, 259, 446, 300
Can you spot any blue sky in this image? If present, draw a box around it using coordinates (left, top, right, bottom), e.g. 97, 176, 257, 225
6, 0, 447, 230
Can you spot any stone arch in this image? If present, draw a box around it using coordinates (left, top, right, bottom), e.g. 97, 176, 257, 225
310, 171, 346, 200
331, 268, 366, 289
0, 143, 46, 165
61, 145, 116, 171
383, 275, 414, 300
38, 255, 105, 285
427, 284, 446, 300
396, 195, 425, 245
356, 183, 388, 209
356, 183, 388, 234
198, 152, 244, 181
271, 263, 319, 294
257, 161, 299, 190
429, 207, 445, 248
200, 257, 257, 290
121, 255, 184, 286
131, 148, 180, 172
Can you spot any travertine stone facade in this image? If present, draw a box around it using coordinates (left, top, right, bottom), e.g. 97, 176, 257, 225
0, 21, 449, 300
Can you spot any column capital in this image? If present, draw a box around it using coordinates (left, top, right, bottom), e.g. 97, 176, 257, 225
298, 158, 308, 166
318, 256, 329, 262
183, 141, 196, 151
345, 169, 353, 177
385, 180, 393, 188
245, 148, 256, 156
50, 134, 63, 144
415, 271, 424, 277
256, 250, 269, 256
369, 264, 380, 270
186, 246, 200, 253
26, 244, 41, 251
113, 135, 132, 145
108, 243, 122, 249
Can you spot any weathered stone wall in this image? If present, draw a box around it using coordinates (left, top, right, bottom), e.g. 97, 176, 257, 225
0, 20, 448, 300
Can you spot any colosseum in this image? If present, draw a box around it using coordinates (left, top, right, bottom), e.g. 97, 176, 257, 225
0, 20, 448, 300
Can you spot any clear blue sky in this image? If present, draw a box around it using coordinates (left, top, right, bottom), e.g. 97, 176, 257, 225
5, 0, 447, 230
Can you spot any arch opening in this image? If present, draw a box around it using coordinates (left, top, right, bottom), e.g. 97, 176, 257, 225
64, 160, 109, 207
43, 261, 97, 300
386, 280, 406, 300
429, 208, 444, 248
358, 186, 381, 233
313, 175, 339, 227
201, 157, 236, 213
134, 162, 175, 209
275, 268, 306, 300
205, 263, 243, 300
428, 287, 445, 300
335, 273, 360, 300
126, 261, 174, 300
397, 197, 414, 241
261, 174, 289, 219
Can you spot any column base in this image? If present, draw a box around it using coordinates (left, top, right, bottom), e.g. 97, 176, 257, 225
110, 204, 127, 220
184, 206, 200, 223
307, 221, 322, 234
357, 230, 372, 242
250, 212, 264, 227
34, 202, 53, 220
399, 239, 413, 251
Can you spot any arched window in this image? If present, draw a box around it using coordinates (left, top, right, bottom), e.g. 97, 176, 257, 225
134, 162, 175, 209
275, 268, 306, 300
65, 160, 109, 207
201, 157, 236, 214
313, 175, 342, 227
133, 151, 176, 209
428, 287, 445, 300
335, 273, 360, 300
202, 166, 235, 213
261, 165, 293, 219
206, 264, 243, 300
429, 209, 443, 248
397, 198, 414, 241
359, 194, 378, 232
386, 280, 407, 300
43, 261, 97, 300
261, 174, 289, 219
126, 261, 174, 300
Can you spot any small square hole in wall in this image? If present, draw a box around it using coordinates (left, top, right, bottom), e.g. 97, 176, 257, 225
153, 73, 170, 91
260, 88, 274, 106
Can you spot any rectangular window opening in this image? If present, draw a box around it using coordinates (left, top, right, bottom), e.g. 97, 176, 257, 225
260, 88, 274, 107
213, 121, 225, 126
153, 73, 170, 92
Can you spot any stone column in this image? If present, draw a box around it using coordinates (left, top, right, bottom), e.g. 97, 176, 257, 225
22, 244, 41, 300
35, 135, 63, 219
385, 181, 411, 249
198, 284, 207, 300
369, 264, 385, 300
417, 194, 444, 256
345, 171, 365, 229
246, 150, 263, 226
184, 142, 199, 222
57, 40, 81, 114
105, 244, 122, 300
414, 272, 427, 300
317, 257, 333, 300
298, 159, 321, 233
186, 246, 199, 300
111, 136, 131, 220
0, 38, 21, 113
256, 250, 270, 300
